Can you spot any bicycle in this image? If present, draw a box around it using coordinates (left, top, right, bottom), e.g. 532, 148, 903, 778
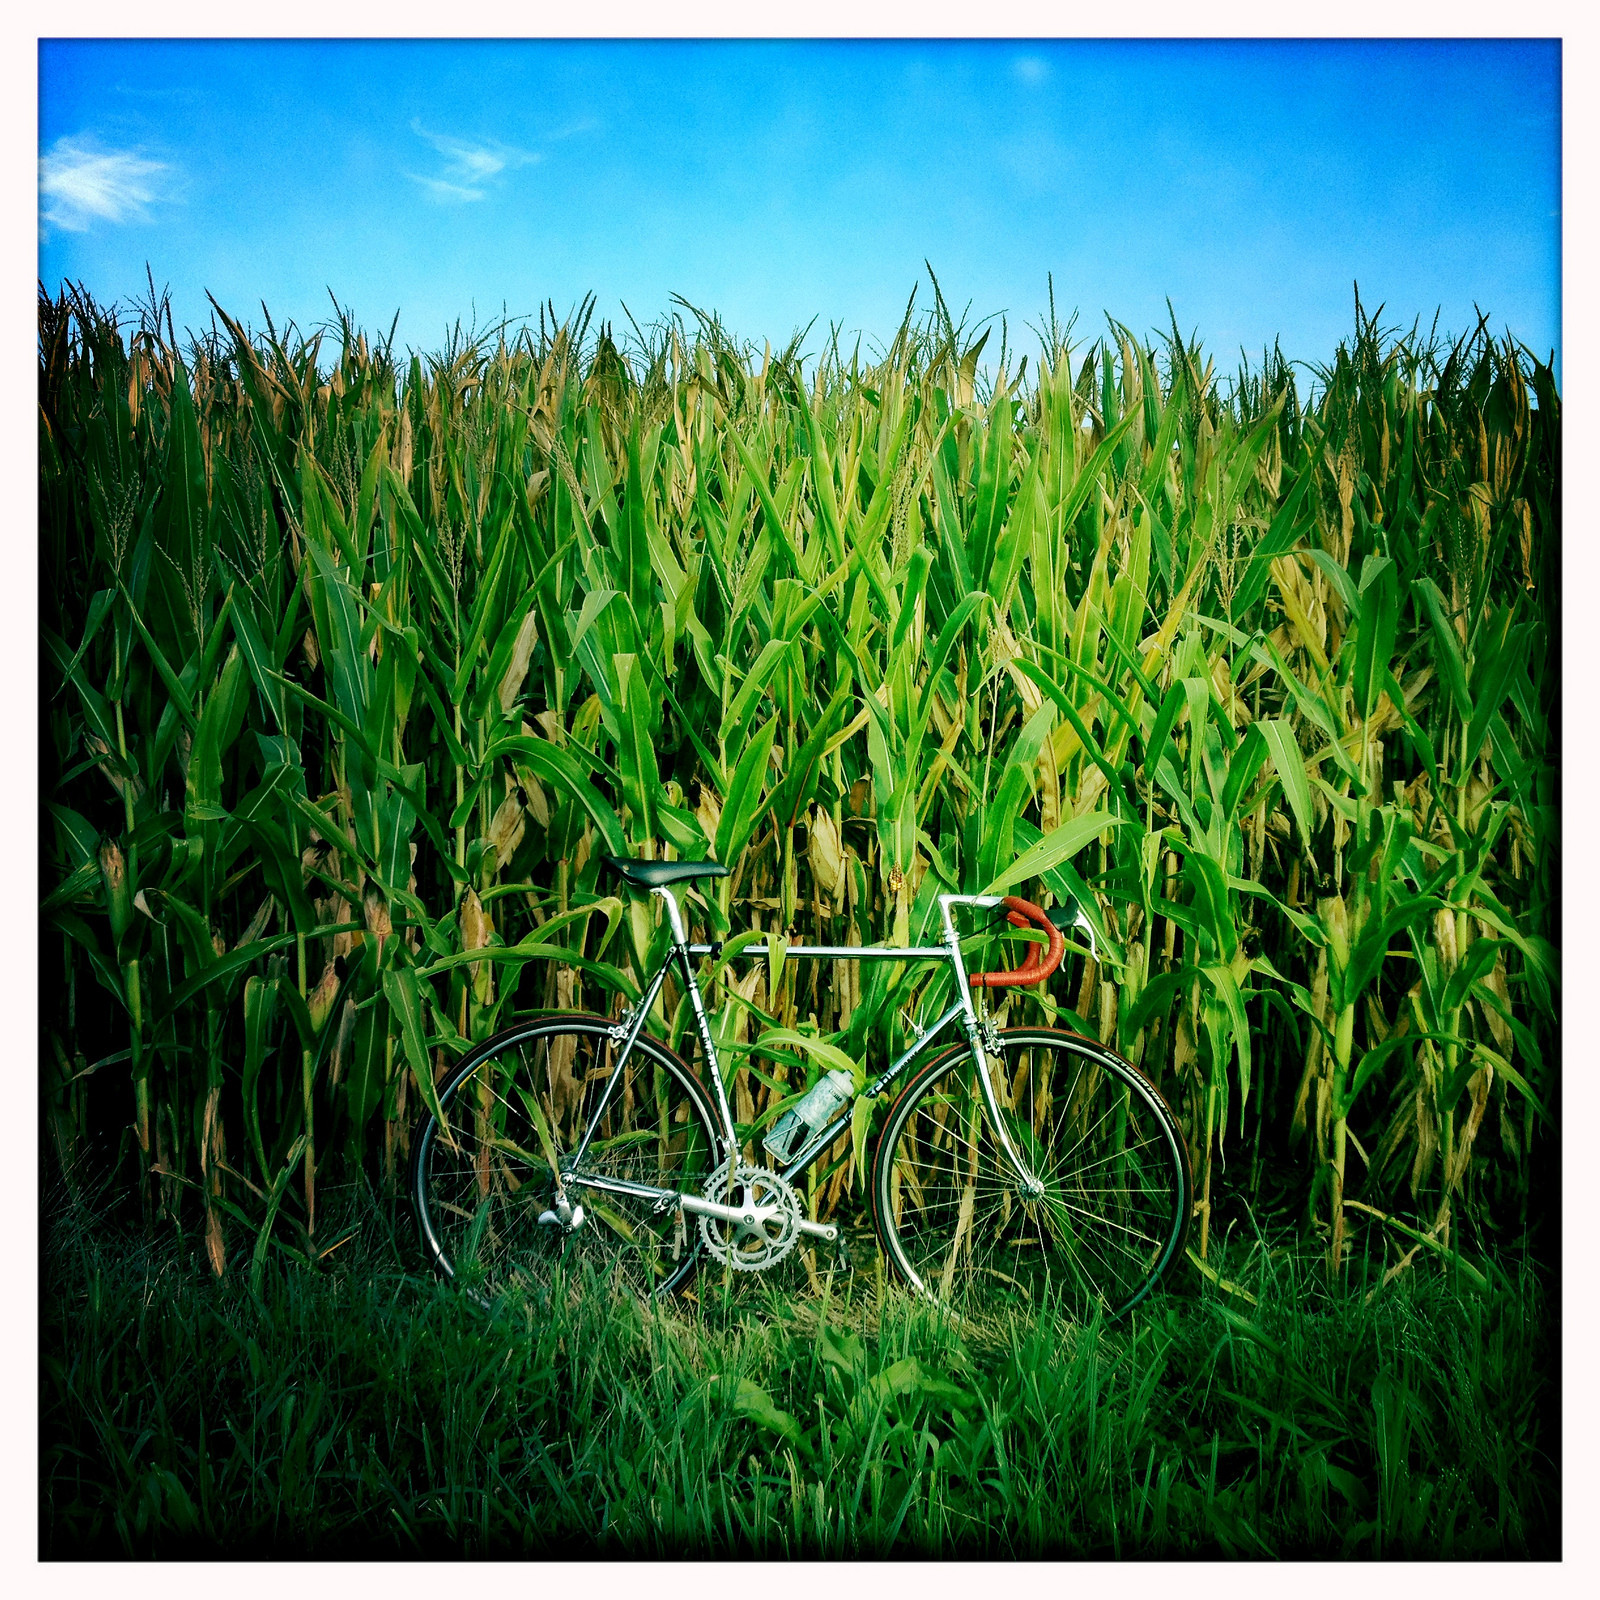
411, 856, 1192, 1321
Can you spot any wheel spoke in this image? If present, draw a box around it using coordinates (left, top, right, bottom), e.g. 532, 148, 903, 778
415, 1023, 720, 1304
873, 1031, 1189, 1320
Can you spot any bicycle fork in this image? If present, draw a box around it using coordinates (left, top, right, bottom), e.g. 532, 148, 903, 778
940, 896, 1048, 1201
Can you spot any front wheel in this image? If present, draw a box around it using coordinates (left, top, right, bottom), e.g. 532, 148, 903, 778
411, 1015, 725, 1306
870, 1028, 1191, 1321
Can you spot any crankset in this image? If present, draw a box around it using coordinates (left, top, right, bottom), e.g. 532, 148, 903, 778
696, 1162, 803, 1273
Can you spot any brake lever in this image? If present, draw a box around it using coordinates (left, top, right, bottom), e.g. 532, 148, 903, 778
981, 899, 1100, 974
1047, 902, 1099, 967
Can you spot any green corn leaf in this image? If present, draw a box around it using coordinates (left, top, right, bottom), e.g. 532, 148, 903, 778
613, 654, 663, 844
235, 817, 319, 935
250, 1135, 309, 1300
56, 588, 116, 686
228, 598, 287, 729
354, 426, 386, 562
1440, 936, 1502, 1016
481, 734, 630, 859
1219, 724, 1269, 822
723, 638, 794, 755
752, 1027, 861, 1086
271, 671, 458, 876
241, 974, 279, 1183
1202, 961, 1252, 1114
850, 1090, 877, 1192
930, 457, 975, 594
152, 362, 209, 656
276, 972, 319, 1053
186, 644, 251, 822
1183, 850, 1238, 962
981, 810, 1124, 898
621, 421, 657, 619
303, 537, 370, 731
42, 859, 101, 916
1351, 556, 1398, 721
768, 676, 855, 831
1230, 469, 1316, 621
1345, 896, 1443, 1001
383, 965, 449, 1129
890, 546, 933, 650
969, 392, 1014, 586
448, 499, 519, 704
1258, 719, 1315, 845
1052, 408, 1141, 541
1461, 609, 1527, 776
715, 712, 779, 868
414, 940, 640, 1001
1468, 1043, 1554, 1127
1307, 549, 1361, 619
48, 908, 128, 1012
302, 450, 361, 572
1414, 577, 1473, 720
109, 575, 200, 732
1013, 659, 1138, 813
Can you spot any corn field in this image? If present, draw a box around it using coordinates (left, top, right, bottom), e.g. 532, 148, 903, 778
39, 280, 1558, 1283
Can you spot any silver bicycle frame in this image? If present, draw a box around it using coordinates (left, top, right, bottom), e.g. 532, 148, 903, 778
557, 885, 1051, 1220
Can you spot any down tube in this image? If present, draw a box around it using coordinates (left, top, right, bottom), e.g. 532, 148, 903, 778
776, 1002, 966, 1184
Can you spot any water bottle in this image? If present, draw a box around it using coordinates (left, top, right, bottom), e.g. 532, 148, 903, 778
762, 1068, 856, 1164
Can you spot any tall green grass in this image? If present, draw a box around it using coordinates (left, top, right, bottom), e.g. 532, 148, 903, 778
40, 1182, 1555, 1557
40, 278, 1557, 1279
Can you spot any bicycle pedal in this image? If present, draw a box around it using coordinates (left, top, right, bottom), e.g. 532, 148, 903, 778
537, 1199, 586, 1232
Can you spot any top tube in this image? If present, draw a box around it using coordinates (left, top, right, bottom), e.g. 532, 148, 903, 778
681, 893, 1009, 962
688, 943, 947, 959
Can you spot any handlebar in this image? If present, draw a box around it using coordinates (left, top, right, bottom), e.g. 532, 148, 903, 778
968, 895, 1066, 989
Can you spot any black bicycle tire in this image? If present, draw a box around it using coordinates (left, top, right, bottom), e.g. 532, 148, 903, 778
869, 1026, 1192, 1320
410, 1013, 726, 1305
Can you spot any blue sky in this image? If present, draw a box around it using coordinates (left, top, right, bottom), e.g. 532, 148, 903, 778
38, 37, 1561, 375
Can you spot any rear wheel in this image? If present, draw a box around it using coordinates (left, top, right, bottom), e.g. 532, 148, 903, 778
411, 1016, 724, 1306
870, 1028, 1191, 1320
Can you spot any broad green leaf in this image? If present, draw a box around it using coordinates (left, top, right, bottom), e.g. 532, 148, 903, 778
982, 810, 1125, 897
1351, 556, 1398, 720
1258, 719, 1315, 845
715, 713, 778, 868
384, 965, 450, 1129
1414, 577, 1472, 719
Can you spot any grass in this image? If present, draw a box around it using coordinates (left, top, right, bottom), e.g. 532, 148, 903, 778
40, 1183, 1557, 1558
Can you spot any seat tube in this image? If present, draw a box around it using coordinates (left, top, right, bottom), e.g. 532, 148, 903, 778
656, 886, 740, 1148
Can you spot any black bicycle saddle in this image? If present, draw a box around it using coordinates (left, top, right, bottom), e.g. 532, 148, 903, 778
603, 856, 732, 889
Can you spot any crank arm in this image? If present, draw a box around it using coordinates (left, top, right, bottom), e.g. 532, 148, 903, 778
564, 1172, 761, 1228
562, 1172, 840, 1244
678, 1192, 779, 1229
676, 1193, 837, 1243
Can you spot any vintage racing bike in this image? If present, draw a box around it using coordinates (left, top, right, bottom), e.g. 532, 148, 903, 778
411, 856, 1192, 1321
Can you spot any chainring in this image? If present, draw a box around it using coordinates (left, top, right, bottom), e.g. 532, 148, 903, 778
697, 1162, 803, 1272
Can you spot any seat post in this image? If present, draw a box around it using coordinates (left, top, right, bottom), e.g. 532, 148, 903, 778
651, 884, 689, 946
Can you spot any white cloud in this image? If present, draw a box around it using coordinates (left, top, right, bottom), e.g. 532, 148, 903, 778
547, 117, 600, 141
1012, 56, 1051, 86
406, 173, 492, 204
408, 119, 538, 203
39, 136, 173, 233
